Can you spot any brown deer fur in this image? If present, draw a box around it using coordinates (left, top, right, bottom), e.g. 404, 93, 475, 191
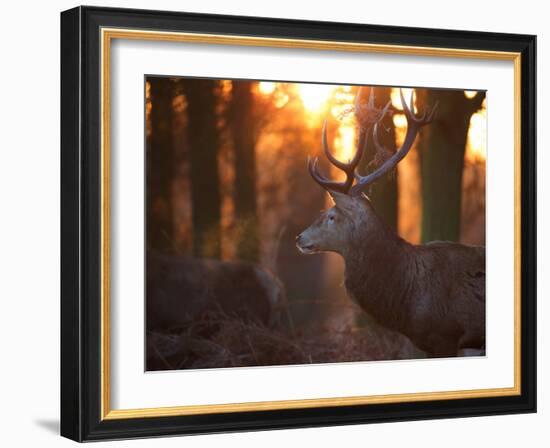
297, 192, 485, 357
147, 252, 285, 332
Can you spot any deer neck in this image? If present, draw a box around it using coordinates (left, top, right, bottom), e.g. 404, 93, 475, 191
342, 215, 414, 331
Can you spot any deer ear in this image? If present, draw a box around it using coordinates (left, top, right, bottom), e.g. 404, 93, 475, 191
328, 191, 356, 214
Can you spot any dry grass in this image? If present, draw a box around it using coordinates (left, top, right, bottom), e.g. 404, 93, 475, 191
146, 309, 422, 371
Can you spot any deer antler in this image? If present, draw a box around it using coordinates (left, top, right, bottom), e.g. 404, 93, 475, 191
308, 88, 436, 197
350, 89, 437, 196
354, 87, 393, 130
307, 120, 367, 194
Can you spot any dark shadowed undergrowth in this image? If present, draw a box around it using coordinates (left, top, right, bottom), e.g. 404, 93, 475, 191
146, 308, 423, 371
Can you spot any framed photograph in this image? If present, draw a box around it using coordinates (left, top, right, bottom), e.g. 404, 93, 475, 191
60, 6, 536, 441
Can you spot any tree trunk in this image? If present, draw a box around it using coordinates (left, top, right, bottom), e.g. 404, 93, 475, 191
181, 79, 222, 259
147, 77, 175, 251
228, 81, 260, 262
418, 89, 485, 243
357, 86, 398, 230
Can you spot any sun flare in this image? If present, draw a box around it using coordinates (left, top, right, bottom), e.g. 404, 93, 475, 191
296, 84, 336, 112
466, 100, 487, 162
334, 124, 356, 169
258, 81, 276, 95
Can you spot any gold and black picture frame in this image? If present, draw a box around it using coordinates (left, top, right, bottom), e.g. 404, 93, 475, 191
61, 6, 536, 442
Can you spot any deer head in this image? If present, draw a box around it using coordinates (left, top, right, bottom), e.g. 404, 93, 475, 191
296, 88, 437, 256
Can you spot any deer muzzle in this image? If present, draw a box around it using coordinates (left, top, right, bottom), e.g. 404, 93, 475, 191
295, 233, 317, 254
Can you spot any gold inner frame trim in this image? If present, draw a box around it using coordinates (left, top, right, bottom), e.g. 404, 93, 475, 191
100, 27, 522, 421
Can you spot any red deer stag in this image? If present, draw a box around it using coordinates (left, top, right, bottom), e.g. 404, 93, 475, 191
296, 89, 485, 357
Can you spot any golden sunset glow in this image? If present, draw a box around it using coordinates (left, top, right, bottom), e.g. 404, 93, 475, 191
258, 81, 354, 118
391, 88, 416, 112
257, 81, 289, 108
335, 125, 357, 165
274, 92, 289, 108
258, 81, 276, 95
466, 99, 487, 161
256, 82, 485, 198
389, 88, 486, 163
331, 88, 355, 121
391, 88, 415, 129
302, 86, 356, 169
296, 83, 336, 112
391, 87, 421, 243
390, 87, 416, 130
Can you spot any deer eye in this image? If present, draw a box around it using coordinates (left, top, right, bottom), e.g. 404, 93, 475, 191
328, 215, 335, 222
